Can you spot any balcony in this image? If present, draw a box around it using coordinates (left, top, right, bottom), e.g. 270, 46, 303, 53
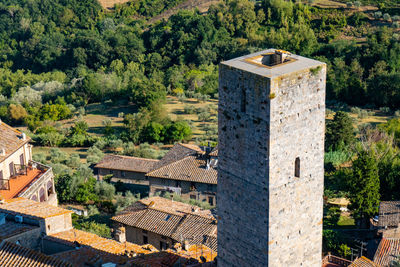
0, 161, 52, 200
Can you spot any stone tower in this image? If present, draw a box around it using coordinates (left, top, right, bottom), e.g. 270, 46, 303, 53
218, 49, 326, 266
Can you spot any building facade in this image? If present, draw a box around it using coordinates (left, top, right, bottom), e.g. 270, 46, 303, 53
147, 144, 217, 206
0, 121, 57, 205
112, 197, 218, 252
218, 49, 326, 266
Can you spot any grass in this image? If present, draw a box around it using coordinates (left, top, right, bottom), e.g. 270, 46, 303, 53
337, 214, 356, 227
33, 146, 89, 163
164, 96, 218, 140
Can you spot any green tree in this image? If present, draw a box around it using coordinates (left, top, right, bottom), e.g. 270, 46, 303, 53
326, 111, 355, 150
348, 151, 380, 227
165, 121, 192, 143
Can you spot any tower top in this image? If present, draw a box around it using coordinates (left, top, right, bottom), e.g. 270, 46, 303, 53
220, 48, 325, 78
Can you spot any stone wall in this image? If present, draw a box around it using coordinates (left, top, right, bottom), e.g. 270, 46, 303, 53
98, 168, 148, 185
149, 177, 216, 204
42, 213, 73, 235
125, 225, 174, 250
218, 52, 326, 266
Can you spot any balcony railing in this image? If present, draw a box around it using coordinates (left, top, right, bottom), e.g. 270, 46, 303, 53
18, 160, 54, 198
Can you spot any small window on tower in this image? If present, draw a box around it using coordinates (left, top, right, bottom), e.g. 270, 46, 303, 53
241, 88, 246, 112
295, 157, 300, 178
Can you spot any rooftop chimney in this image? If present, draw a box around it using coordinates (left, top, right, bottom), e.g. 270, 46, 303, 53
261, 50, 291, 66
0, 148, 5, 156
22, 133, 26, 140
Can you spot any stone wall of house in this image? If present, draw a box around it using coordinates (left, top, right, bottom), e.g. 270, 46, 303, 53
98, 168, 148, 185
149, 177, 216, 205
125, 225, 174, 250
4, 227, 41, 250
42, 213, 73, 235
218, 54, 326, 266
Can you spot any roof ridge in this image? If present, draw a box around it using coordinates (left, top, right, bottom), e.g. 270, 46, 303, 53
146, 155, 195, 176
0, 121, 22, 135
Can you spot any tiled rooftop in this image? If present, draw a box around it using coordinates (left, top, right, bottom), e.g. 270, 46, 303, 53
378, 201, 400, 228
112, 197, 217, 251
53, 247, 131, 266
0, 241, 71, 267
0, 220, 39, 241
95, 154, 159, 173
349, 256, 379, 267
0, 198, 72, 219
0, 122, 30, 163
0, 168, 44, 200
129, 244, 216, 267
47, 229, 158, 256
373, 238, 400, 267
147, 155, 217, 184
153, 143, 203, 170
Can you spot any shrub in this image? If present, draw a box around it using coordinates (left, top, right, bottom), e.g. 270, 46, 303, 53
66, 154, 81, 168
32, 153, 47, 163
383, 13, 391, 21
183, 105, 196, 114
86, 146, 104, 164
49, 148, 68, 164
374, 11, 382, 19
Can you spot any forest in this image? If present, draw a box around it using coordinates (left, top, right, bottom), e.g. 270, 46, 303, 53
1, 0, 400, 259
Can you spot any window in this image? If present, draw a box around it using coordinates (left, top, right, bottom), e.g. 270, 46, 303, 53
19, 154, 24, 166
190, 182, 196, 191
143, 235, 148, 244
295, 157, 300, 178
160, 241, 168, 250
121, 171, 126, 177
241, 88, 246, 112
175, 181, 181, 188
142, 230, 148, 234
208, 196, 214, 206
0, 170, 3, 180
9, 162, 14, 177
190, 195, 197, 200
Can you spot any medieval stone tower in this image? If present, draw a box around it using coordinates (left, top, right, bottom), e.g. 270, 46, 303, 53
218, 49, 326, 266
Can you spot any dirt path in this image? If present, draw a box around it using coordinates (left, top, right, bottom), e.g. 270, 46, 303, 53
98, 0, 132, 10
147, 0, 221, 24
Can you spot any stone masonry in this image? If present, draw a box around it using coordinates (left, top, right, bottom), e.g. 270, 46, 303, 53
218, 49, 326, 266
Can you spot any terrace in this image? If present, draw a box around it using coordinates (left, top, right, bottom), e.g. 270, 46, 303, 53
0, 161, 53, 201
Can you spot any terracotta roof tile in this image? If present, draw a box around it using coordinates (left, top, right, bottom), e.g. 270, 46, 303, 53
0, 122, 30, 163
147, 155, 217, 184
0, 241, 71, 267
349, 256, 379, 267
53, 247, 131, 266
112, 197, 217, 251
0, 198, 72, 219
378, 201, 400, 229
153, 143, 202, 170
94, 154, 159, 173
373, 238, 400, 267
47, 229, 157, 256
209, 146, 218, 157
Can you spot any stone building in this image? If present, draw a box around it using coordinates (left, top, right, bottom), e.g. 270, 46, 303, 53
218, 49, 326, 266
94, 154, 159, 195
147, 144, 217, 205
112, 196, 218, 252
0, 121, 57, 205
376, 201, 400, 238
